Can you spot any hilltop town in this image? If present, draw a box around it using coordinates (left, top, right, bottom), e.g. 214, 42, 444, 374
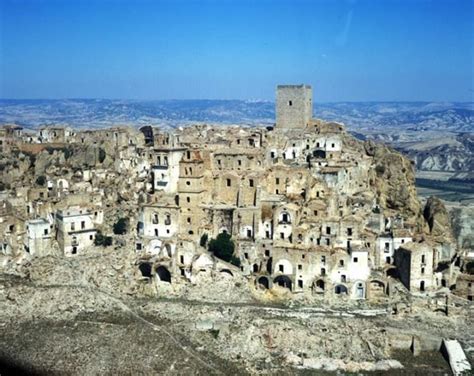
0, 85, 472, 374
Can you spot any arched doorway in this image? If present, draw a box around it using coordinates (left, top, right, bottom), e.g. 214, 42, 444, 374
253, 263, 259, 273
257, 276, 269, 289
274, 275, 292, 290
139, 263, 152, 278
335, 284, 348, 295
156, 266, 171, 283
370, 280, 386, 298
220, 268, 233, 277
354, 282, 365, 299
313, 279, 325, 293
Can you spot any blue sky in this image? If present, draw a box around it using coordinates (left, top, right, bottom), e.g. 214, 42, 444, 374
0, 0, 472, 101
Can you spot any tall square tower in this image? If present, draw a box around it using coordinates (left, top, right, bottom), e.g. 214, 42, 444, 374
276, 84, 312, 129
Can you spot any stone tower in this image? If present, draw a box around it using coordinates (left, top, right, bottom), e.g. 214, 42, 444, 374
275, 84, 312, 129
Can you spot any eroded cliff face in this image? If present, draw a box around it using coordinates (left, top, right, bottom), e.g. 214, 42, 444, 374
365, 140, 422, 224
423, 196, 454, 241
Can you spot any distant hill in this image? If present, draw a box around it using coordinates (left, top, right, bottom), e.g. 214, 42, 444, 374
0, 99, 472, 132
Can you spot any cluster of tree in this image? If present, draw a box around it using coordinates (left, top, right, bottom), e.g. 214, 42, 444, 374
94, 231, 112, 247
207, 232, 240, 267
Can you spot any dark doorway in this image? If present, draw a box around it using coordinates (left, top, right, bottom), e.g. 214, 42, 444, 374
156, 266, 171, 283
139, 263, 152, 278
257, 276, 269, 289
274, 275, 292, 290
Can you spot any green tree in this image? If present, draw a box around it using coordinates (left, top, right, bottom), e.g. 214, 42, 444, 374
113, 218, 129, 235
208, 232, 240, 267
36, 175, 46, 186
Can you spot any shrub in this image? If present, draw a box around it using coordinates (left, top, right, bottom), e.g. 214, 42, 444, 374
98, 148, 106, 163
208, 232, 235, 263
36, 175, 46, 186
94, 231, 112, 247
113, 218, 129, 235
465, 261, 474, 275
375, 164, 385, 176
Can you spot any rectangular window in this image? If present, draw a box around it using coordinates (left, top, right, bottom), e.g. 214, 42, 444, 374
226, 178, 231, 187
326, 226, 331, 235
276, 177, 280, 185
280, 232, 284, 239
279, 264, 284, 272
288, 100, 292, 106
238, 160, 242, 166
353, 257, 358, 263
347, 228, 353, 236
71, 222, 75, 231
249, 179, 254, 187
298, 280, 303, 288
81, 221, 85, 229
247, 229, 252, 238
298, 264, 302, 270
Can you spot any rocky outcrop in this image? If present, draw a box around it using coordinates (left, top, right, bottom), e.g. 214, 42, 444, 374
365, 140, 421, 221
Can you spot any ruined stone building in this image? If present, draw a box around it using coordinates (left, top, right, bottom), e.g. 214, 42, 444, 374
0, 85, 469, 304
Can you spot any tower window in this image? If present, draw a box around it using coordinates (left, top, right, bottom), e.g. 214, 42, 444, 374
226, 178, 231, 187
288, 100, 292, 106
